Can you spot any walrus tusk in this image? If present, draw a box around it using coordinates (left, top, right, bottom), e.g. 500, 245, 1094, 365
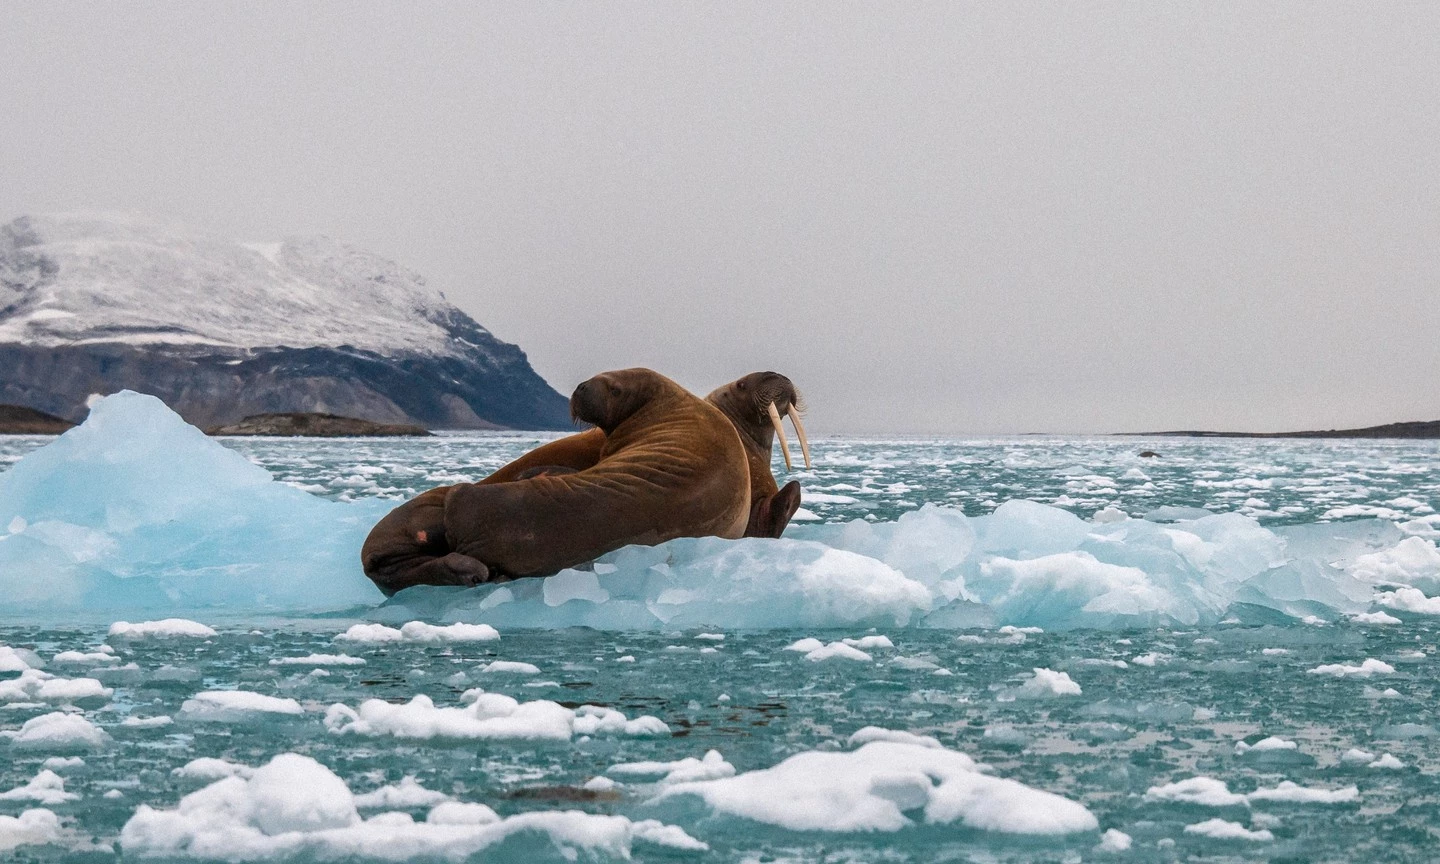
787, 405, 812, 469
767, 401, 794, 471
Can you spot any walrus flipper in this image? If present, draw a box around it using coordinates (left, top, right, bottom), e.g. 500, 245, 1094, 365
360, 486, 493, 596
747, 480, 802, 538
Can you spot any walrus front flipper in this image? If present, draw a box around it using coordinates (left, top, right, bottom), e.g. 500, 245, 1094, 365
747, 480, 802, 539
480, 428, 606, 485
361, 486, 492, 596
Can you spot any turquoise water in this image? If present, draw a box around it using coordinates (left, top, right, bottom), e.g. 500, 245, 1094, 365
3, 429, 1440, 861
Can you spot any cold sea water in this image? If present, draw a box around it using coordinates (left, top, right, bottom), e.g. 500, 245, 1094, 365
2, 393, 1440, 862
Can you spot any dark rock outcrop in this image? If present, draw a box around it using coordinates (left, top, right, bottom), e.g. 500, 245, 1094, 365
207, 412, 432, 437
1133, 421, 1440, 440
0, 404, 75, 434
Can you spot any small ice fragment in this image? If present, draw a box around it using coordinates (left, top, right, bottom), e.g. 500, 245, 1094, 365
609, 750, 735, 784
847, 727, 942, 749
1368, 753, 1405, 769
842, 635, 894, 649
1144, 777, 1247, 807
179, 691, 304, 721
1245, 781, 1358, 804
1131, 652, 1168, 666
1183, 818, 1273, 841
0, 770, 79, 805
1097, 828, 1133, 852
695, 633, 725, 641
1235, 736, 1297, 756
615, 655, 635, 663
480, 661, 540, 675
1350, 611, 1402, 625
41, 757, 84, 772
425, 801, 500, 825
1340, 748, 1375, 765
0, 809, 62, 851
582, 776, 619, 791
108, 619, 216, 639
269, 654, 365, 666
1307, 659, 1395, 678
804, 642, 872, 662
353, 776, 450, 809
173, 757, 254, 780
1013, 668, 1081, 698
120, 715, 174, 729
7, 712, 111, 751
398, 622, 500, 643
784, 638, 824, 653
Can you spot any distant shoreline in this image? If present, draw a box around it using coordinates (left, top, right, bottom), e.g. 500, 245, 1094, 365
1119, 420, 1440, 440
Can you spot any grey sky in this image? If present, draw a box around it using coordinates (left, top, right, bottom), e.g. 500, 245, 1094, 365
3, 3, 1437, 434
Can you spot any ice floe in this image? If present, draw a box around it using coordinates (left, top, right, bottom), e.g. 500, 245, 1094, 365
108, 619, 216, 639
650, 740, 1097, 834
608, 750, 736, 785
4, 712, 111, 751
1307, 658, 1395, 678
1184, 818, 1272, 841
0, 808, 62, 852
0, 770, 79, 805
179, 691, 305, 721
119, 752, 703, 859
323, 692, 668, 742
334, 622, 499, 644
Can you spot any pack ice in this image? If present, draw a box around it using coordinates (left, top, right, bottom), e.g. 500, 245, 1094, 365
1, 391, 1435, 628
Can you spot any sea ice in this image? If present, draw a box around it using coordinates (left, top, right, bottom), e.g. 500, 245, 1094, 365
119, 752, 702, 860
0, 770, 79, 805
1144, 777, 1247, 807
1307, 659, 1395, 678
178, 691, 305, 721
651, 740, 1097, 834
334, 622, 499, 644
0, 669, 112, 705
108, 619, 216, 639
480, 661, 540, 675
1097, 828, 1133, 851
323, 692, 667, 741
0, 645, 42, 672
173, 757, 254, 781
1183, 818, 1273, 841
269, 654, 365, 667
353, 776, 451, 809
803, 642, 872, 662
4, 712, 111, 752
1007, 668, 1082, 699
846, 726, 942, 749
608, 750, 736, 784
1246, 781, 1358, 804
1376, 587, 1440, 615
0, 809, 62, 852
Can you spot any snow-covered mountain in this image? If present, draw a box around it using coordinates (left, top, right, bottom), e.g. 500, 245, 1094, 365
0, 213, 571, 429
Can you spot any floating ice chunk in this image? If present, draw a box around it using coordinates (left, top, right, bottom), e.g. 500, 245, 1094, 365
652, 740, 1096, 834
425, 801, 500, 825
543, 569, 610, 606
119, 716, 173, 729
173, 758, 254, 781
842, 635, 894, 649
334, 622, 499, 644
1349, 537, 1440, 592
1375, 587, 1440, 615
609, 750, 735, 784
804, 642, 872, 662
269, 654, 365, 667
353, 777, 450, 809
1011, 668, 1081, 699
582, 776, 620, 792
0, 646, 42, 672
1368, 753, 1405, 769
783, 638, 824, 653
0, 809, 61, 852
121, 752, 700, 859
1307, 659, 1394, 678
1184, 818, 1272, 841
1246, 781, 1358, 804
0, 393, 389, 613
1350, 611, 1401, 625
1235, 736, 1297, 756
179, 691, 304, 721
480, 661, 540, 675
398, 622, 499, 643
109, 619, 216, 639
6, 712, 111, 751
324, 693, 666, 741
1144, 777, 1247, 807
51, 650, 121, 666
1097, 828, 1132, 852
1341, 748, 1375, 765
847, 726, 942, 749
42, 757, 84, 772
0, 770, 79, 805
695, 633, 725, 641
0, 669, 112, 705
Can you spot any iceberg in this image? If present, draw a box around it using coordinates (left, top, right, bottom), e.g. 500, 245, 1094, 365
0, 390, 1426, 629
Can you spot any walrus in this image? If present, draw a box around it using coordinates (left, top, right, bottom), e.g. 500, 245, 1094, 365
361, 368, 751, 594
705, 371, 811, 538
471, 370, 812, 538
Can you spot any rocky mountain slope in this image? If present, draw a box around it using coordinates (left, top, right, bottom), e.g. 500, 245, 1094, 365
0, 213, 570, 429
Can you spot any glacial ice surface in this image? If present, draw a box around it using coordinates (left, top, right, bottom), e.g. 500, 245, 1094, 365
3, 391, 1440, 630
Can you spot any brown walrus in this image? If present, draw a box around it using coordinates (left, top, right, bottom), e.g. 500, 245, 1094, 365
705, 371, 811, 538
361, 368, 751, 595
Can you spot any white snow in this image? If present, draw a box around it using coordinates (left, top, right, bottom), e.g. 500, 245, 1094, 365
108, 619, 216, 639
179, 691, 305, 721
654, 740, 1097, 834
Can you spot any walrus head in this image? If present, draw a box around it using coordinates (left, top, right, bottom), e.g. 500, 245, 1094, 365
570, 368, 669, 435
705, 371, 811, 471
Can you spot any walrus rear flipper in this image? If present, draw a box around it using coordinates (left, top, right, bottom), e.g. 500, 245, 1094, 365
747, 480, 802, 539
364, 552, 491, 598
361, 486, 493, 596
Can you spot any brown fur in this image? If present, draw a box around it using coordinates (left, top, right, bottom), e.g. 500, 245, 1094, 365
441, 368, 751, 578
704, 371, 805, 539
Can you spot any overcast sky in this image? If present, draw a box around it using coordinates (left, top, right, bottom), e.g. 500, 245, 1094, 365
3, 3, 1437, 434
